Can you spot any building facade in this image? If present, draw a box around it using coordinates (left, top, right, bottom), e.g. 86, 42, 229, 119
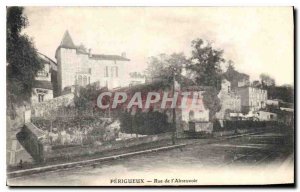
31, 53, 57, 104
216, 79, 241, 120
236, 86, 267, 113
55, 31, 130, 94
255, 110, 277, 121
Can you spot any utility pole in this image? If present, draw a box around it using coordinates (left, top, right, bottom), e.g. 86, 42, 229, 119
172, 67, 176, 145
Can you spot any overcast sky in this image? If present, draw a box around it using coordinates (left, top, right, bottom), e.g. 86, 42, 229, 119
23, 7, 293, 85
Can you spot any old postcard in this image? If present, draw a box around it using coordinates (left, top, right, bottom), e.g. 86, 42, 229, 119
6, 7, 294, 186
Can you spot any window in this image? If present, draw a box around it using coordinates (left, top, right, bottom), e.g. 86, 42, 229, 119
116, 66, 118, 77
38, 94, 44, 102
105, 66, 109, 77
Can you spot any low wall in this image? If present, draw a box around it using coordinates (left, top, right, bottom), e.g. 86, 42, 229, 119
44, 132, 172, 161
16, 123, 46, 162
212, 126, 275, 137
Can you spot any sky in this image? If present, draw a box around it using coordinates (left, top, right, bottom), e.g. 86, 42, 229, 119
22, 7, 294, 86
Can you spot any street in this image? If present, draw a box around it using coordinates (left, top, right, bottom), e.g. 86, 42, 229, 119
8, 129, 294, 186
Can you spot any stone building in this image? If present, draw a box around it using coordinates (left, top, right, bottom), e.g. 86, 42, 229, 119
255, 110, 277, 121
55, 31, 130, 94
236, 86, 267, 113
216, 79, 241, 120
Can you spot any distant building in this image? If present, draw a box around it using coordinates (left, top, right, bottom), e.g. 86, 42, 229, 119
55, 31, 130, 94
255, 110, 277, 121
31, 53, 58, 104
266, 99, 280, 107
236, 86, 267, 113
216, 79, 241, 120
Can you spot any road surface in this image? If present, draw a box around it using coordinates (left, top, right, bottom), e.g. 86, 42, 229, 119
8, 130, 294, 186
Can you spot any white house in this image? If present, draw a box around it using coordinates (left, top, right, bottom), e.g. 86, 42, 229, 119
55, 31, 130, 94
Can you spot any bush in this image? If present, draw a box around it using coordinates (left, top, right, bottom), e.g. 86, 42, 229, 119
119, 111, 172, 135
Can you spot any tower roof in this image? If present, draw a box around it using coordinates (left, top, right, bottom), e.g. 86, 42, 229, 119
60, 30, 76, 49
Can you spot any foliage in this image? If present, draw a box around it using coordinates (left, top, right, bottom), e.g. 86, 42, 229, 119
74, 84, 108, 115
187, 39, 225, 91
260, 73, 275, 87
252, 80, 262, 88
145, 53, 190, 85
119, 111, 171, 135
223, 60, 236, 82
202, 88, 221, 120
7, 7, 43, 109
266, 85, 294, 103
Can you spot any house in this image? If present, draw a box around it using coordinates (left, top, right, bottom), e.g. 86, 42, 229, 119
266, 99, 280, 107
31, 53, 58, 104
255, 111, 277, 121
55, 30, 131, 95
236, 86, 267, 113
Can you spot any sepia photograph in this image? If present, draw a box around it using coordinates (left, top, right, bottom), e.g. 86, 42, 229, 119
6, 6, 294, 186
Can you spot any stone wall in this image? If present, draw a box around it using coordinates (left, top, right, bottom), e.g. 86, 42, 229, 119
16, 123, 46, 162
43, 132, 172, 161
18, 121, 172, 162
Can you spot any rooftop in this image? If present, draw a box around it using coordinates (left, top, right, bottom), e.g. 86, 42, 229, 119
57, 30, 130, 61
90, 54, 130, 61
60, 30, 76, 49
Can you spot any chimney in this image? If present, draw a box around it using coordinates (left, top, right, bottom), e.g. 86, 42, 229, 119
89, 49, 92, 57
121, 52, 126, 58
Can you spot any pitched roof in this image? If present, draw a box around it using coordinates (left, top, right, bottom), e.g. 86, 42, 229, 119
90, 54, 130, 61
60, 30, 76, 49
37, 52, 57, 66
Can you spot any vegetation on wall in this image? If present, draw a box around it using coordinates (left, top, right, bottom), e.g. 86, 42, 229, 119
7, 7, 44, 113
119, 110, 171, 135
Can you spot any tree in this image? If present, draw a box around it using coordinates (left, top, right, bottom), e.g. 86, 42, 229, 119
260, 73, 275, 87
7, 7, 43, 111
202, 88, 222, 120
187, 39, 224, 120
145, 53, 190, 85
74, 84, 107, 116
252, 80, 262, 88
187, 39, 225, 91
227, 60, 235, 71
